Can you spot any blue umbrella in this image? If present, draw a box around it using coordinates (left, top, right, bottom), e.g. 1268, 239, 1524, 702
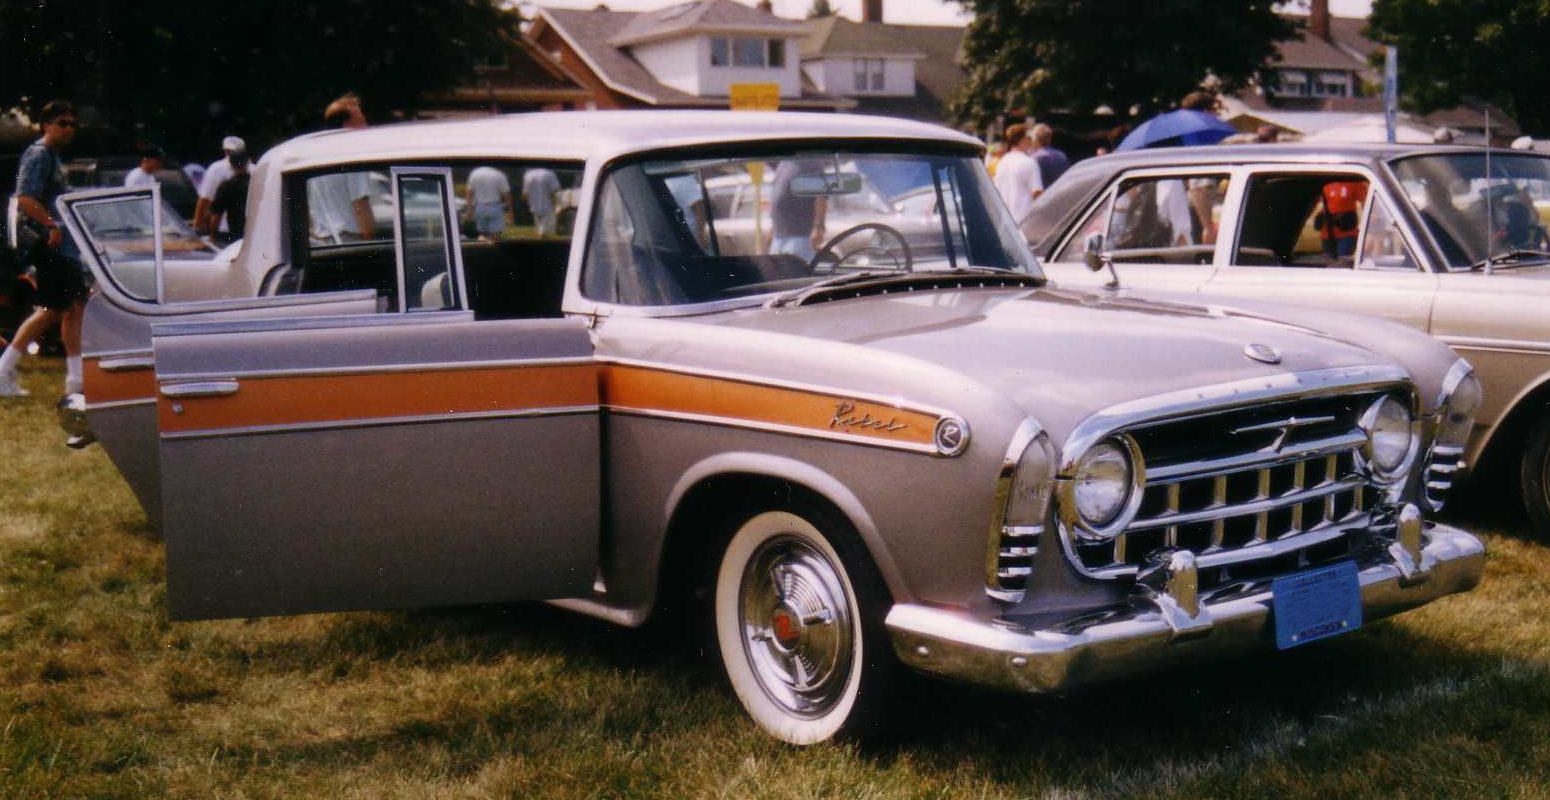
1116, 109, 1236, 151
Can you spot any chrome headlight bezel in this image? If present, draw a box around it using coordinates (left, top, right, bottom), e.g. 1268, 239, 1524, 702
1433, 360, 1482, 451
1358, 393, 1418, 483
1058, 434, 1145, 541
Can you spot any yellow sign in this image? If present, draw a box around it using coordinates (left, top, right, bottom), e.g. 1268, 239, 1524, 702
729, 83, 780, 111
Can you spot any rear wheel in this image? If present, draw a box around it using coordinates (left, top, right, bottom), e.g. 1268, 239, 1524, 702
712, 503, 893, 744
1520, 414, 1550, 540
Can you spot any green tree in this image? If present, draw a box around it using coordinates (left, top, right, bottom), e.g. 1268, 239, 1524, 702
0, 0, 515, 155
1368, 0, 1550, 134
952, 0, 1296, 127
807, 0, 836, 18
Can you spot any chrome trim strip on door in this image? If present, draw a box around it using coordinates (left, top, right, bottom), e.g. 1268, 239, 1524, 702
1438, 335, 1550, 356
600, 356, 961, 424
160, 356, 597, 383
161, 404, 602, 441
604, 406, 943, 456
85, 398, 157, 411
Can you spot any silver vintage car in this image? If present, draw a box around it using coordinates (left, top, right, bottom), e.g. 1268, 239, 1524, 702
1029, 144, 1550, 538
58, 113, 1483, 744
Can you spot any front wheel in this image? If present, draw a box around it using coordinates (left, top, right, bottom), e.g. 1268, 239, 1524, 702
713, 505, 893, 744
1520, 413, 1550, 540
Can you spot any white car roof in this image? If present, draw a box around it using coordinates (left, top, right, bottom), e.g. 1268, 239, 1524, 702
257, 110, 983, 173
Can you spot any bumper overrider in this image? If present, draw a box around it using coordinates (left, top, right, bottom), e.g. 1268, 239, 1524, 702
887, 510, 1483, 694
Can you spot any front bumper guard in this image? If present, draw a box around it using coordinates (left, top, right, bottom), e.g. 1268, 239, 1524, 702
887, 519, 1484, 694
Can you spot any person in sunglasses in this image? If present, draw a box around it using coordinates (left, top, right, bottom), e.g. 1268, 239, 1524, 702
2, 100, 87, 397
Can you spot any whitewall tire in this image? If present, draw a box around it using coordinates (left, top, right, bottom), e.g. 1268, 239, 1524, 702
713, 506, 889, 744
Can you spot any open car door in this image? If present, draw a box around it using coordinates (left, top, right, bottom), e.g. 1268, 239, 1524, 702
75, 172, 603, 620
59, 185, 382, 527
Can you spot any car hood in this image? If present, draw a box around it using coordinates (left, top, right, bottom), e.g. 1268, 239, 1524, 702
716, 285, 1397, 445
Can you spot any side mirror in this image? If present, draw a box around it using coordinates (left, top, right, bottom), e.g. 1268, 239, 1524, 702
1081, 232, 1122, 290
1083, 232, 1106, 272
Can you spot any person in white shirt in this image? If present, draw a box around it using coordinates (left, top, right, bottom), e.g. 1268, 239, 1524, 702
123, 146, 163, 187
464, 166, 513, 240
194, 136, 246, 234
992, 123, 1043, 226
521, 167, 562, 237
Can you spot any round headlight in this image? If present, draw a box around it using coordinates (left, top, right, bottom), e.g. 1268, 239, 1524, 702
1072, 439, 1134, 530
1362, 395, 1414, 478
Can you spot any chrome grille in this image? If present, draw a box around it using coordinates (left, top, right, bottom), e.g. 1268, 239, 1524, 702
1065, 392, 1389, 579
989, 525, 1041, 601
1424, 443, 1464, 511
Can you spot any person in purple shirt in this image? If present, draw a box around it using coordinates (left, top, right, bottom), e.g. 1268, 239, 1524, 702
1031, 123, 1070, 189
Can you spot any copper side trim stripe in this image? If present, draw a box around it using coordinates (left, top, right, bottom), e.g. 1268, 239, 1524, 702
601, 363, 939, 447
158, 364, 599, 434
84, 357, 157, 405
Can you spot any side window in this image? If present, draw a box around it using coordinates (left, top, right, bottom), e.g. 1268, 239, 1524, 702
1358, 198, 1419, 270
1101, 174, 1228, 264
1235, 172, 1368, 268
1052, 192, 1112, 262
64, 190, 215, 303
288, 161, 582, 319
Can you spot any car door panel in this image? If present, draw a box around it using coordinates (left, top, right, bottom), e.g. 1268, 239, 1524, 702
81, 291, 380, 527
154, 314, 600, 620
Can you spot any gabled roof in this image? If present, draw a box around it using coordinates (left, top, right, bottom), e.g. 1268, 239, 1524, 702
534, 5, 849, 110
608, 0, 804, 47
1274, 21, 1368, 72
800, 15, 925, 59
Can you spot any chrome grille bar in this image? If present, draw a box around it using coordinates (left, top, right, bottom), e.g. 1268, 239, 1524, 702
1145, 432, 1367, 482
1130, 475, 1364, 530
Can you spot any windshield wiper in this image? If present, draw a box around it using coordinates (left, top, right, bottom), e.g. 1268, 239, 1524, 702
1470, 249, 1550, 271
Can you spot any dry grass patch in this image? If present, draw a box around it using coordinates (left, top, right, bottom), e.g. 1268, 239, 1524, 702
2, 359, 1548, 798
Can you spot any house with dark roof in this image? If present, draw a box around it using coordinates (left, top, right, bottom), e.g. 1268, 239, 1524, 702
799, 13, 966, 123
1223, 0, 1518, 142
526, 0, 851, 111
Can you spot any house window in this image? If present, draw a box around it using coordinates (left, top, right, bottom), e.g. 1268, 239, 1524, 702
712, 37, 784, 68
853, 58, 885, 92
1314, 71, 1350, 97
1277, 69, 1310, 97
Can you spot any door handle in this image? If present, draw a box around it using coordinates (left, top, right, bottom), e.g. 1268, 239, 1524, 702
161, 380, 240, 399
100, 355, 156, 373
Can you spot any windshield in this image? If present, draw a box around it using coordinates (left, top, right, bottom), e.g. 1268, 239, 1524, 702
1392, 153, 1550, 270
581, 148, 1040, 306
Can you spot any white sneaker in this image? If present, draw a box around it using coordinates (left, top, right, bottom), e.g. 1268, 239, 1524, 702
0, 373, 29, 397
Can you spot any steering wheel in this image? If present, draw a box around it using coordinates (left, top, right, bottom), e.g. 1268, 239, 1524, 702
808, 223, 913, 274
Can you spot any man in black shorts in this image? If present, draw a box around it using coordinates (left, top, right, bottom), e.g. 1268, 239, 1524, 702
2, 100, 88, 398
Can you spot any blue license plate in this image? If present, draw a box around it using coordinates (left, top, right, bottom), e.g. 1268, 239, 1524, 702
1272, 561, 1362, 650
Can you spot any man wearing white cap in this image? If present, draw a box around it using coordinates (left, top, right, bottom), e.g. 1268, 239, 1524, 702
194, 135, 247, 235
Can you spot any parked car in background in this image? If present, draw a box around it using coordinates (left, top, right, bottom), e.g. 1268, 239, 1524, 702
1028, 143, 1550, 538
57, 113, 1483, 744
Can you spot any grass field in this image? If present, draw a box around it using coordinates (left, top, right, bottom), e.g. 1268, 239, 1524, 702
3, 358, 1548, 799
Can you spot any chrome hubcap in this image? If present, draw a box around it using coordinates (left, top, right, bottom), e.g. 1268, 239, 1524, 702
739, 534, 853, 718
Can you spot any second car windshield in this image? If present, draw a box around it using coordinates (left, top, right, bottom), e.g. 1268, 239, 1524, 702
1393, 153, 1550, 269
581, 149, 1040, 306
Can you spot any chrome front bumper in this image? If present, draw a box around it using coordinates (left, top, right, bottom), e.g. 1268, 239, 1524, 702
887, 521, 1485, 694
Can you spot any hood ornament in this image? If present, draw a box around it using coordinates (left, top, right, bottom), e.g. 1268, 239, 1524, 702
1243, 343, 1282, 365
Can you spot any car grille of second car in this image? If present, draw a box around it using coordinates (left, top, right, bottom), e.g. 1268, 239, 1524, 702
1061, 392, 1392, 585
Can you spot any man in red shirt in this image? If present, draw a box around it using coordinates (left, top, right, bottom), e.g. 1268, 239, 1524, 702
1319, 179, 1368, 261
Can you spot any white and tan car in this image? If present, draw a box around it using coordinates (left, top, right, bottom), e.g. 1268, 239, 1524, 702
58, 113, 1482, 744
1030, 144, 1550, 537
